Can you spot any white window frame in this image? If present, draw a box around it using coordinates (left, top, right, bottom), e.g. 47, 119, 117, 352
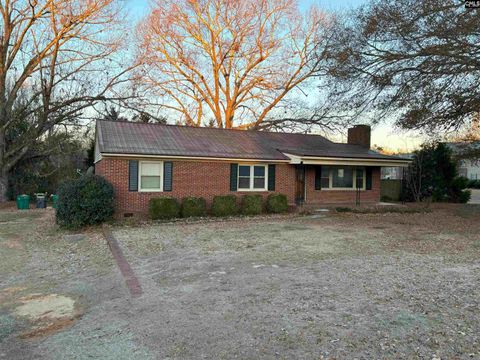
139, 161, 164, 192
237, 164, 268, 192
322, 166, 366, 191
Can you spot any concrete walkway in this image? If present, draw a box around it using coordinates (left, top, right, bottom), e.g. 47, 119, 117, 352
469, 189, 480, 204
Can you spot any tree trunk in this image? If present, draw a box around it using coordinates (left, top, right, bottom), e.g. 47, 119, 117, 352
0, 170, 8, 203
0, 127, 7, 202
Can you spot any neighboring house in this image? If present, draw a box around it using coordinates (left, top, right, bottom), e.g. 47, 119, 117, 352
381, 153, 414, 180
445, 142, 480, 180
94, 121, 410, 216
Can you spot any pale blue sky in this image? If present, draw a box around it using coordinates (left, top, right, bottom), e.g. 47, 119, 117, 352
124, 0, 369, 19
122, 0, 423, 151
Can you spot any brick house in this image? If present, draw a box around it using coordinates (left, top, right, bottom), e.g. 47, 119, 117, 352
94, 120, 410, 216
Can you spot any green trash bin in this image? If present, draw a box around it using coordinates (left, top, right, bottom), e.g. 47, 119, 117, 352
51, 194, 58, 209
16, 195, 30, 210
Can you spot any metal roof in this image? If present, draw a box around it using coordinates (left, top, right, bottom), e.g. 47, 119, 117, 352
96, 120, 409, 162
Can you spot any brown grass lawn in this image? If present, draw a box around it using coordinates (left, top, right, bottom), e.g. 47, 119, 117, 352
0, 203, 479, 359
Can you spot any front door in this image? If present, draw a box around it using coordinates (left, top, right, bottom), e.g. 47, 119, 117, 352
295, 165, 305, 205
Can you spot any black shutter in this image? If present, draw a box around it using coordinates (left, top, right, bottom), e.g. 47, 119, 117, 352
128, 160, 138, 191
230, 163, 238, 191
314, 166, 322, 190
268, 164, 276, 191
164, 162, 173, 191
366, 167, 373, 190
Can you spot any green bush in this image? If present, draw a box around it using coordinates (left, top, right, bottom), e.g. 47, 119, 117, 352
241, 194, 263, 215
181, 197, 207, 217
266, 193, 288, 213
458, 190, 472, 204
335, 207, 352, 212
467, 179, 480, 189
56, 175, 114, 229
402, 143, 471, 203
149, 197, 180, 220
211, 195, 238, 217
448, 176, 470, 203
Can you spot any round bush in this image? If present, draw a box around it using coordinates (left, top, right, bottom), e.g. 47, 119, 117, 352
149, 197, 180, 220
266, 193, 288, 213
241, 194, 263, 215
56, 175, 114, 229
211, 195, 238, 217
181, 197, 207, 217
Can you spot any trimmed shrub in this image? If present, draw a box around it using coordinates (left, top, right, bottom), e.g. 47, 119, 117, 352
181, 197, 207, 217
56, 175, 114, 229
335, 207, 352, 212
211, 195, 238, 217
149, 197, 180, 220
266, 193, 288, 213
241, 194, 263, 215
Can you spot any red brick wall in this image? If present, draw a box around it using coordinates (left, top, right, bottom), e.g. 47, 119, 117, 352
95, 158, 297, 216
96, 158, 381, 216
304, 166, 381, 205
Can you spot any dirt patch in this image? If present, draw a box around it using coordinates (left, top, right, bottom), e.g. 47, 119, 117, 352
3, 239, 24, 249
19, 318, 76, 339
13, 294, 79, 339
15, 294, 76, 320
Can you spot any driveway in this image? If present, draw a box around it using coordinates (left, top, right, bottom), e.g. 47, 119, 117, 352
1, 205, 479, 359
469, 188, 480, 204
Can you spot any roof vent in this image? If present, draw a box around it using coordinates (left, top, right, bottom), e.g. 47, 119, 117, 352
348, 125, 371, 148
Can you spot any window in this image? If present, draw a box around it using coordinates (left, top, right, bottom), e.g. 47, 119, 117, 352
139, 161, 163, 192
332, 167, 353, 188
238, 164, 267, 191
356, 168, 365, 188
318, 166, 365, 190
320, 167, 330, 189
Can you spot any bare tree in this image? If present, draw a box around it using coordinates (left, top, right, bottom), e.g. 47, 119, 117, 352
0, 0, 132, 201
326, 0, 480, 132
136, 0, 331, 129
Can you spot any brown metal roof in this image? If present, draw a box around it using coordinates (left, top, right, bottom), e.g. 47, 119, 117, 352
96, 120, 407, 161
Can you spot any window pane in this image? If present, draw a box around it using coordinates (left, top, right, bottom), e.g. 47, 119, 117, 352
141, 163, 161, 176
253, 177, 265, 189
321, 178, 330, 188
238, 177, 250, 189
239, 166, 250, 177
141, 176, 161, 189
332, 167, 353, 188
356, 168, 365, 188
321, 166, 330, 177
254, 166, 265, 177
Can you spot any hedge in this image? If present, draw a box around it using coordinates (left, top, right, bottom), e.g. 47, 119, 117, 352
211, 195, 238, 217
241, 194, 263, 215
149, 197, 180, 220
181, 197, 207, 217
56, 175, 114, 229
266, 193, 288, 213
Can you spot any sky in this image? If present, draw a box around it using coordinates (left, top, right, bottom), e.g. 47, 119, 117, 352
123, 0, 423, 152
124, 0, 370, 18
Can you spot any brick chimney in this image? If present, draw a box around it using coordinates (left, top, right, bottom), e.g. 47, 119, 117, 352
347, 125, 371, 148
